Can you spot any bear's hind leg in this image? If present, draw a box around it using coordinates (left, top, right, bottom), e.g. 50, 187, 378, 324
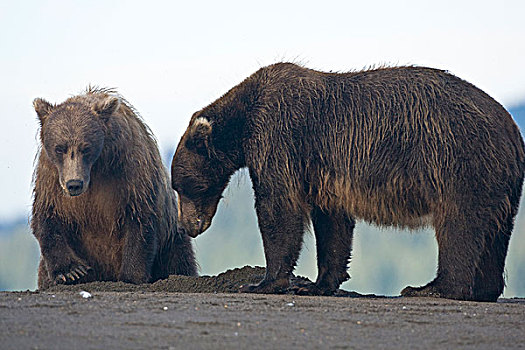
296, 207, 354, 295
472, 212, 514, 302
402, 203, 490, 301
152, 230, 198, 281
119, 222, 158, 284
37, 258, 52, 290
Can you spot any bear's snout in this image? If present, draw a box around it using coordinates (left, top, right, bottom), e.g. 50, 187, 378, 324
66, 179, 84, 196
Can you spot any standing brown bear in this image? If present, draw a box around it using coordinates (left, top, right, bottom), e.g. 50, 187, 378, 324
171, 63, 525, 302
32, 88, 197, 289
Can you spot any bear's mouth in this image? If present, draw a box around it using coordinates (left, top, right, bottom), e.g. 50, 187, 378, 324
194, 217, 211, 236
180, 218, 210, 238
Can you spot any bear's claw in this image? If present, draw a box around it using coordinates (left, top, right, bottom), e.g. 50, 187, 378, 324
54, 264, 92, 285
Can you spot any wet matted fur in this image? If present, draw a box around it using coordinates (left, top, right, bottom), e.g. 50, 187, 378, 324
32, 88, 197, 289
171, 63, 524, 301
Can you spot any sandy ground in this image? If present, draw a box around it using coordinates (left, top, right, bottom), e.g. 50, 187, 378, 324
1, 267, 524, 349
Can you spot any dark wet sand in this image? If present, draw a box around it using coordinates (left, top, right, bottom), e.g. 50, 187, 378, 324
2, 266, 524, 349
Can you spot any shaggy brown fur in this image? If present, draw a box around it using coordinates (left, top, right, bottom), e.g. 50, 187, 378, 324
32, 88, 197, 289
171, 63, 525, 301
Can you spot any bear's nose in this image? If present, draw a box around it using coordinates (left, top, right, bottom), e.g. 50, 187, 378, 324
66, 179, 84, 196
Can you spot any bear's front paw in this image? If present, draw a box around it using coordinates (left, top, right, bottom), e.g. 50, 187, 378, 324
291, 283, 335, 296
401, 284, 442, 298
239, 278, 289, 294
291, 277, 341, 296
54, 264, 92, 285
401, 280, 475, 301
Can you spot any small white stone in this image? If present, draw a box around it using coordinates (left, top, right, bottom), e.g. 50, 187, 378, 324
79, 291, 92, 299
163, 306, 168, 311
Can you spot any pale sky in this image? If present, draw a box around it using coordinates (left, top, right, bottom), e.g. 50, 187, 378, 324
1, 0, 525, 220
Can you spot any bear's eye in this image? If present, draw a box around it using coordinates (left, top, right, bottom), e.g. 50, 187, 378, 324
55, 145, 66, 156
80, 146, 91, 155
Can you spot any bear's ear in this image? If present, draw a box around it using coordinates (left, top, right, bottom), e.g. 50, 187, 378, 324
33, 98, 54, 126
187, 117, 212, 155
92, 96, 120, 121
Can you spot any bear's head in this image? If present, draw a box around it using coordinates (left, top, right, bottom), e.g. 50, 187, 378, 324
171, 111, 246, 237
171, 115, 221, 237
33, 96, 120, 197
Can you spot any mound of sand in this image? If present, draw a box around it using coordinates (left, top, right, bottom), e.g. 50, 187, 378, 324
44, 266, 366, 296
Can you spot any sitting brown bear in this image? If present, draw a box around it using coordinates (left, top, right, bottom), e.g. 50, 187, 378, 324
170, 63, 524, 301
32, 88, 197, 289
